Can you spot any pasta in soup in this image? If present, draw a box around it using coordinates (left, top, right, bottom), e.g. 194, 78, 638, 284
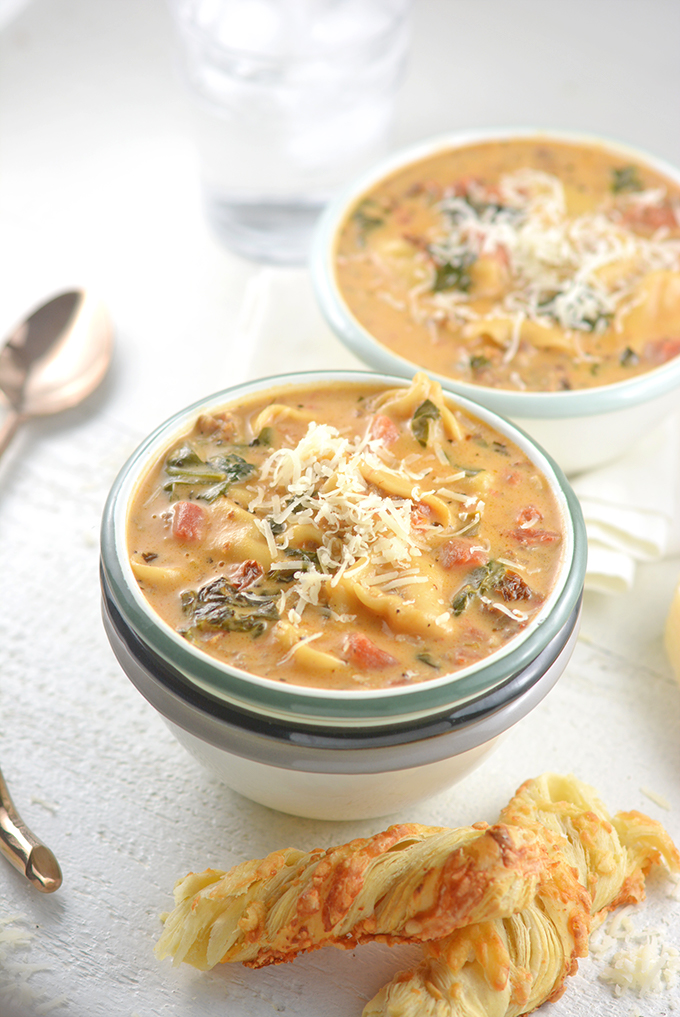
334, 138, 680, 392
127, 375, 565, 690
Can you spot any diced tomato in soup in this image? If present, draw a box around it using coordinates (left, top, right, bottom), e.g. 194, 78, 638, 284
343, 634, 398, 670
370, 414, 400, 446
439, 538, 489, 569
228, 559, 264, 590
172, 501, 206, 542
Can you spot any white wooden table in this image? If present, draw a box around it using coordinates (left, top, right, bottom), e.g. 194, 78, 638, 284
0, 2, 679, 1015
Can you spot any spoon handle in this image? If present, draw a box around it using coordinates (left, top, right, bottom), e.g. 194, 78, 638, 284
0, 766, 62, 892
0, 407, 22, 461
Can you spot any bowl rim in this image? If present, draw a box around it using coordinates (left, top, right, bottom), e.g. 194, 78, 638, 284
102, 576, 581, 765
309, 126, 680, 418
100, 368, 587, 723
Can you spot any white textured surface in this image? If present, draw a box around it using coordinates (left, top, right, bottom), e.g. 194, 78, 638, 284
0, 2, 679, 1015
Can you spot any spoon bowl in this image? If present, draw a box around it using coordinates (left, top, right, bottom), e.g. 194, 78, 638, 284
0, 288, 113, 458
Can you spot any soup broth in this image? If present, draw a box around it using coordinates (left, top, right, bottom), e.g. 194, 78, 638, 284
127, 375, 565, 690
334, 138, 680, 392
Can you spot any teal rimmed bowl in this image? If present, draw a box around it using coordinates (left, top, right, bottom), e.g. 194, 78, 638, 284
100, 370, 586, 819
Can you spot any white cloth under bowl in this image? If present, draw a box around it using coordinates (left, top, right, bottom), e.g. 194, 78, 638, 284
571, 414, 680, 594
233, 266, 680, 596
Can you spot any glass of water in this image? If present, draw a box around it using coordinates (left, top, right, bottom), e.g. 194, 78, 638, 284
169, 0, 412, 265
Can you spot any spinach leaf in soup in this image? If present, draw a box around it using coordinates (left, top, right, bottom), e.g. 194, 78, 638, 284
430, 250, 476, 293
163, 444, 256, 502
452, 561, 533, 617
411, 399, 441, 447
416, 652, 440, 669
283, 547, 321, 570
352, 200, 385, 244
611, 165, 643, 194
251, 426, 274, 447
620, 346, 639, 367
451, 560, 507, 616
181, 578, 280, 638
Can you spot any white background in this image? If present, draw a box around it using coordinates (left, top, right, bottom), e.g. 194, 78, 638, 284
0, 2, 679, 1015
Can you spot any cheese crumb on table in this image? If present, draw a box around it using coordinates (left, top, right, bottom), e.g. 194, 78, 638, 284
592, 901, 680, 1001
0, 911, 67, 1014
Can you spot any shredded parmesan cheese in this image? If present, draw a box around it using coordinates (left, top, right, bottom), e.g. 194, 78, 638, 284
247, 420, 477, 615
428, 169, 680, 355
591, 903, 680, 1001
279, 631, 324, 664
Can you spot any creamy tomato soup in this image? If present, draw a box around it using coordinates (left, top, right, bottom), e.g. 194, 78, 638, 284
335, 138, 680, 392
127, 375, 565, 690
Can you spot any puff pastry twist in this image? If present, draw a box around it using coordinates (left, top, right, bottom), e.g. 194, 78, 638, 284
156, 822, 549, 970
155, 774, 679, 1016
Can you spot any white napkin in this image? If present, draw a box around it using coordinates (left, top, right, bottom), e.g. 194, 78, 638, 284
571, 414, 680, 594
233, 266, 680, 596
235, 265, 365, 383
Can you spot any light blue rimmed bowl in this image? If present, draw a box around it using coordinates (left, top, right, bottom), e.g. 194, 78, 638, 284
310, 127, 680, 475
100, 370, 586, 819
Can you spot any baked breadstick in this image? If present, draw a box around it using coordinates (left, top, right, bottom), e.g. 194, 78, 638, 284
500, 772, 677, 920
155, 822, 550, 970
363, 773, 680, 1017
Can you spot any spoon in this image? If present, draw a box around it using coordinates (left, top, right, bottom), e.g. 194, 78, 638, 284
0, 289, 113, 460
0, 768, 63, 892
0, 289, 113, 891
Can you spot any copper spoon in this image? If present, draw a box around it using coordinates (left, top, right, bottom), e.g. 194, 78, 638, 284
0, 289, 113, 460
0, 289, 113, 890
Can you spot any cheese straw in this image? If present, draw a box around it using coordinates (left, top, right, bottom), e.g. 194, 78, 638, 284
155, 823, 549, 970
155, 773, 679, 1017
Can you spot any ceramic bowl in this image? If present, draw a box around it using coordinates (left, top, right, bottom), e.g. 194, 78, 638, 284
100, 370, 587, 820
310, 128, 680, 475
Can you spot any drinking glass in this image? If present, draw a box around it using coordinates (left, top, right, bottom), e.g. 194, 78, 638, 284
169, 0, 412, 264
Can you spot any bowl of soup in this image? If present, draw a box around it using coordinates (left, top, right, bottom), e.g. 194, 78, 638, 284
310, 129, 680, 474
100, 370, 586, 819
